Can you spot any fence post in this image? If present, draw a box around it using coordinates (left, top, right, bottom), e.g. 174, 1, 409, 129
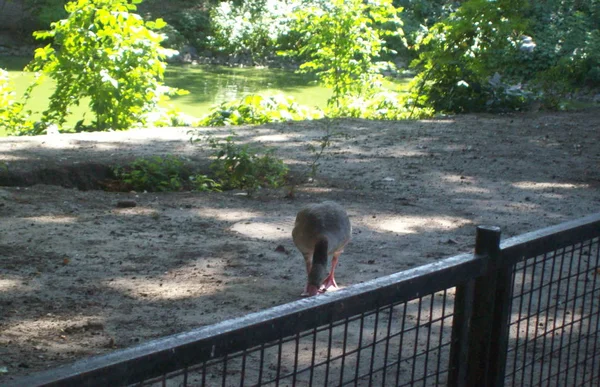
470, 225, 513, 387
449, 225, 510, 387
448, 277, 475, 387
487, 239, 514, 387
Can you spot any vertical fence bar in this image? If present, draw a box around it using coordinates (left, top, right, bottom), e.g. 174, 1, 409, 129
448, 278, 475, 387
449, 226, 507, 387
466, 226, 505, 387
489, 236, 515, 387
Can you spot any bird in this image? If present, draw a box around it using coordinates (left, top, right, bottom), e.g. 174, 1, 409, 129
292, 201, 351, 296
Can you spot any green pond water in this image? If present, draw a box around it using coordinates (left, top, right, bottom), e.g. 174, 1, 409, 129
1, 56, 410, 136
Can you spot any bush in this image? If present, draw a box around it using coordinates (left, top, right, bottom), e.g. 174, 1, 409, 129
199, 94, 323, 126
523, 1, 600, 101
208, 0, 297, 62
408, 0, 530, 113
113, 155, 220, 192
23, 0, 69, 30
0, 69, 39, 135
393, 0, 457, 61
28, 0, 186, 132
195, 133, 288, 195
284, 0, 404, 109
328, 90, 434, 119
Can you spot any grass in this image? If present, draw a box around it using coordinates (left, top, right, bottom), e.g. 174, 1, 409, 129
1, 55, 413, 136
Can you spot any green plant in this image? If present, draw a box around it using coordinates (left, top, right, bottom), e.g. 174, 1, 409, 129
328, 89, 434, 119
199, 94, 323, 127
27, 0, 186, 132
24, 0, 69, 29
209, 0, 297, 62
199, 133, 288, 195
0, 68, 41, 135
114, 155, 220, 192
283, 0, 404, 109
189, 174, 222, 192
409, 0, 530, 113
145, 106, 200, 128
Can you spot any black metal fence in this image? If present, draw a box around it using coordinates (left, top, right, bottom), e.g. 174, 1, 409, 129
12, 213, 600, 387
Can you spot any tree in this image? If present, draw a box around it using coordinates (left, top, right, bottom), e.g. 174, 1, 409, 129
28, 0, 184, 131
284, 0, 404, 109
408, 0, 529, 113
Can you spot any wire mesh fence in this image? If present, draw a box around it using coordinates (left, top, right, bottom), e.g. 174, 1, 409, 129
505, 236, 600, 387
139, 290, 455, 387
13, 213, 600, 387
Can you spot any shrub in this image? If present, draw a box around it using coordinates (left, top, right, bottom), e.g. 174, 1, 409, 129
409, 0, 530, 113
284, 0, 405, 109
113, 155, 220, 192
328, 90, 434, 119
196, 133, 288, 195
199, 94, 323, 127
209, 0, 297, 62
0, 69, 40, 135
28, 0, 186, 132
144, 106, 200, 128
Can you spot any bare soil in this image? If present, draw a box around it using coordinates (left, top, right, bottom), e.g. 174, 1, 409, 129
1, 109, 599, 383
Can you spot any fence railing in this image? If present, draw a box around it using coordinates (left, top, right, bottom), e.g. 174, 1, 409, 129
11, 213, 600, 387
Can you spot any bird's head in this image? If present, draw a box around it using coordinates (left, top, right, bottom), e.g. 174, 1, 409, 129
307, 262, 327, 296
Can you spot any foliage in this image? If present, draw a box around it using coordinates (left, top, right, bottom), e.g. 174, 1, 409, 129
194, 133, 288, 195
393, 0, 457, 59
114, 155, 220, 192
165, 8, 212, 51
199, 94, 323, 126
0, 68, 41, 135
284, 0, 405, 109
144, 106, 200, 128
408, 0, 530, 113
209, 0, 297, 61
23, 0, 69, 30
329, 90, 434, 119
523, 0, 600, 95
27, 0, 186, 132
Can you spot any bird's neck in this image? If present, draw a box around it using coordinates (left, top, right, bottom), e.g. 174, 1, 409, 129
308, 238, 328, 286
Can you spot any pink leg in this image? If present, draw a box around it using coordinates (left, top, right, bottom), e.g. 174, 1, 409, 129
321, 253, 340, 290
301, 253, 312, 296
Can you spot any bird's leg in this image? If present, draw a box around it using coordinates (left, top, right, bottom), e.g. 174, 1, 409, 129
321, 252, 340, 291
301, 252, 313, 296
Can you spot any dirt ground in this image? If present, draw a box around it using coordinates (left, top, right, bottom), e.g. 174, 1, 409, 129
1, 109, 599, 383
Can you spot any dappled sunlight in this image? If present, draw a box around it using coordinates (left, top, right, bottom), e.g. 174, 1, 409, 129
0, 154, 29, 161
192, 207, 263, 222
512, 181, 588, 190
253, 134, 294, 143
441, 175, 491, 194
385, 148, 428, 158
104, 276, 218, 300
1, 315, 107, 348
113, 207, 159, 216
373, 215, 471, 235
420, 119, 456, 124
442, 174, 474, 183
230, 217, 294, 240
341, 145, 427, 158
0, 278, 23, 292
25, 215, 77, 224
453, 185, 491, 194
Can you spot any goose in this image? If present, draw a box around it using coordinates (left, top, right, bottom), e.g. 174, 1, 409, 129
292, 201, 351, 296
